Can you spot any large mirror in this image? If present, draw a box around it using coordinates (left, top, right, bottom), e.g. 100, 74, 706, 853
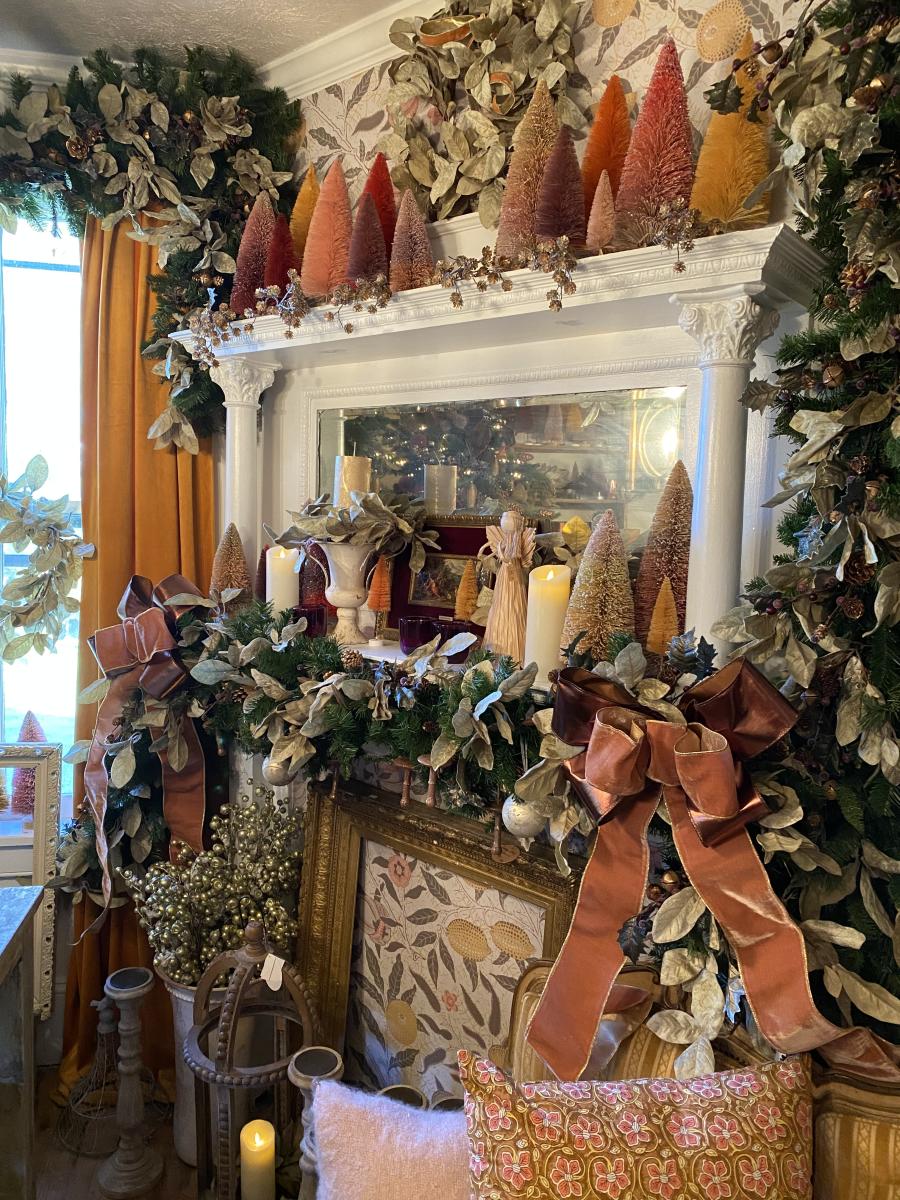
317, 386, 687, 543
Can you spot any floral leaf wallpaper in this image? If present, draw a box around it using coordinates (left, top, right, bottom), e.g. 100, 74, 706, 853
298, 0, 796, 204
344, 837, 546, 1099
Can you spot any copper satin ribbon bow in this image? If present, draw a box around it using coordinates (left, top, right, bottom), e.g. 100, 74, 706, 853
527, 660, 900, 1084
85, 574, 207, 903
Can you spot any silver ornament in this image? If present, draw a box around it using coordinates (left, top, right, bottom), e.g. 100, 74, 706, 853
501, 794, 546, 839
261, 755, 299, 786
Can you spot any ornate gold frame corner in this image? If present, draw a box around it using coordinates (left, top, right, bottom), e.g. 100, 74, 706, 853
295, 784, 580, 1052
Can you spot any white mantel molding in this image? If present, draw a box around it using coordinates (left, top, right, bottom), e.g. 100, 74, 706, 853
261, 0, 435, 99
183, 222, 822, 637
174, 224, 819, 372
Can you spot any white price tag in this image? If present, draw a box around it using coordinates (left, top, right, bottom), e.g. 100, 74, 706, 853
261, 952, 284, 991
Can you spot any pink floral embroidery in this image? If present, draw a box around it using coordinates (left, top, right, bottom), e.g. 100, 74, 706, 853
795, 1098, 812, 1141
648, 1078, 685, 1103
725, 1070, 763, 1098
559, 1081, 593, 1100
739, 1155, 775, 1196
569, 1114, 605, 1152
484, 1098, 514, 1133
549, 1154, 584, 1198
697, 1158, 732, 1200
597, 1080, 634, 1105
520, 1081, 554, 1100
785, 1154, 809, 1193
469, 1142, 489, 1180
616, 1109, 651, 1147
529, 1105, 563, 1142
645, 1159, 682, 1200
688, 1075, 723, 1099
386, 853, 412, 888
498, 1149, 533, 1191
666, 1111, 702, 1148
776, 1060, 803, 1091
592, 1157, 630, 1199
753, 1104, 788, 1143
706, 1114, 746, 1151
473, 1058, 505, 1084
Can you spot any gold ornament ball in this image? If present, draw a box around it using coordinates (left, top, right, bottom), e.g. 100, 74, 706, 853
822, 362, 845, 388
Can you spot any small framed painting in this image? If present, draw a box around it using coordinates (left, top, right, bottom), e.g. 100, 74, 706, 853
388, 516, 496, 629
296, 785, 579, 1100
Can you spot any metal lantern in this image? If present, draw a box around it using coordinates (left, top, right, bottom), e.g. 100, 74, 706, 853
183, 921, 319, 1200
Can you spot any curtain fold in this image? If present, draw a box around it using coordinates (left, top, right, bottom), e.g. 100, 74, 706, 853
59, 215, 215, 1090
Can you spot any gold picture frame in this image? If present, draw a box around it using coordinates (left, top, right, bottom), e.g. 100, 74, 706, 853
296, 785, 580, 1084
0, 742, 62, 1019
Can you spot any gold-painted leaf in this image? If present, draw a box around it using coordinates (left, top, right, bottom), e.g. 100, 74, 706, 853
833, 965, 900, 1024
674, 1036, 716, 1080
646, 1008, 699, 1044
660, 947, 706, 986
110, 742, 136, 788
652, 886, 706, 943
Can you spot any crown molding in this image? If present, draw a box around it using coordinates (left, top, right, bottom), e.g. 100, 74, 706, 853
260, 0, 437, 100
0, 48, 79, 90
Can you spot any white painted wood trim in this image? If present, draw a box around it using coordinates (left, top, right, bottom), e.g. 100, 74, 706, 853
261, 0, 436, 99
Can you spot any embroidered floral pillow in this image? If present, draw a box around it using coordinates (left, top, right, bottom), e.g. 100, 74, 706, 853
458, 1050, 812, 1200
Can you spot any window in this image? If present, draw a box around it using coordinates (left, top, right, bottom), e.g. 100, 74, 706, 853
0, 223, 81, 823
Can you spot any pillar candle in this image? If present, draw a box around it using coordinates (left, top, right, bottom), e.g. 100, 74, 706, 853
523, 565, 572, 687
333, 454, 371, 507
424, 464, 458, 514
240, 1119, 275, 1200
266, 546, 299, 612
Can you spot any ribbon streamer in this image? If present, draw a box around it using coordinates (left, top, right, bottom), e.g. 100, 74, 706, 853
84, 574, 207, 903
527, 661, 900, 1084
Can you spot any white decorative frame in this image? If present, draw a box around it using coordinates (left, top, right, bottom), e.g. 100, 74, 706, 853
0, 742, 62, 1018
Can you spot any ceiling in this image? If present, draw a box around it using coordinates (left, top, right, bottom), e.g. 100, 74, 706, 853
0, 0, 390, 68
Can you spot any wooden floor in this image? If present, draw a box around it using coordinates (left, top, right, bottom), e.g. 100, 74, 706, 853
35, 1071, 195, 1200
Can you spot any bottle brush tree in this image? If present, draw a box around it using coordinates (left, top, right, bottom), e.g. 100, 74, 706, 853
264, 213, 300, 291
300, 160, 353, 298
455, 559, 479, 621
614, 39, 694, 250
581, 74, 631, 212
346, 191, 388, 284
561, 508, 635, 659
290, 165, 320, 262
390, 190, 435, 292
634, 461, 693, 644
586, 170, 615, 253
12, 710, 47, 816
209, 522, 253, 610
534, 126, 586, 249
495, 79, 560, 259
361, 152, 397, 256
230, 191, 276, 314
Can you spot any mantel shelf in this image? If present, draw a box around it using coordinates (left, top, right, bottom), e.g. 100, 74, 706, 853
171, 223, 822, 371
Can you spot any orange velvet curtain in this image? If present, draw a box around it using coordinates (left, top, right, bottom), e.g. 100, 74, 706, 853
59, 216, 216, 1090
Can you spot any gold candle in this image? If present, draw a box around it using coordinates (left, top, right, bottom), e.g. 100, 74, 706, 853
333, 454, 371, 507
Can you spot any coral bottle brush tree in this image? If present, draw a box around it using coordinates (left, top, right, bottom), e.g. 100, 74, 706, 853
707, 0, 900, 1035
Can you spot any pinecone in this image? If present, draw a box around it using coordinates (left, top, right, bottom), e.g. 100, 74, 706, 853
842, 596, 865, 620
65, 135, 89, 160
843, 552, 876, 586
340, 649, 364, 671
840, 260, 870, 294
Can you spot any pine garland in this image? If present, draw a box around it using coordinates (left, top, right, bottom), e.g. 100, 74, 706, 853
0, 46, 301, 440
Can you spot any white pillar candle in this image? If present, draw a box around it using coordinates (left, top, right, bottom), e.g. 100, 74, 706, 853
424, 464, 458, 514
240, 1119, 275, 1200
333, 454, 371, 507
266, 546, 299, 612
524, 565, 572, 688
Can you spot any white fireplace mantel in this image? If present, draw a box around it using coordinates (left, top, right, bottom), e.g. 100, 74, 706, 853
175, 222, 822, 644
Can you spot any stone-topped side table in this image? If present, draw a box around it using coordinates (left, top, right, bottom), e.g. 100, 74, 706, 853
0, 885, 42, 1199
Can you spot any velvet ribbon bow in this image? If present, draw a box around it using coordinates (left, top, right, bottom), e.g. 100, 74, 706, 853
84, 574, 207, 903
527, 660, 900, 1084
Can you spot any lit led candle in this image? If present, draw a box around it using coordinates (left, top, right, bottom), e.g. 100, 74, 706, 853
523, 564, 572, 688
240, 1119, 275, 1200
265, 546, 299, 612
333, 454, 371, 507
424, 464, 458, 514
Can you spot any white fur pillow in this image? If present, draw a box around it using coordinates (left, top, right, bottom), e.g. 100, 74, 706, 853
312, 1081, 469, 1200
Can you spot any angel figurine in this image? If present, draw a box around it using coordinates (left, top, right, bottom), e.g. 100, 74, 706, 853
479, 510, 536, 663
